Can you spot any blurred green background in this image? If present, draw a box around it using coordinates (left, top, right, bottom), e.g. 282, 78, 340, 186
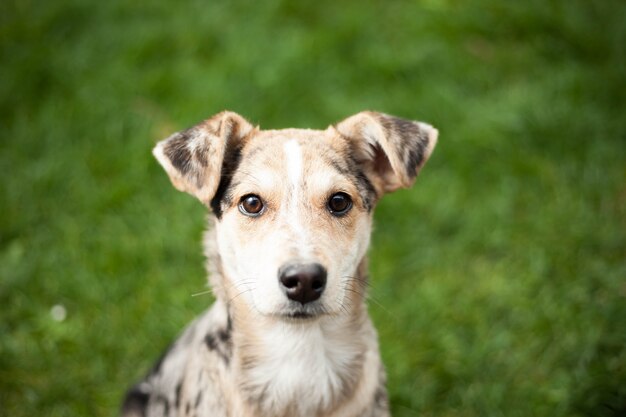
1, 0, 625, 416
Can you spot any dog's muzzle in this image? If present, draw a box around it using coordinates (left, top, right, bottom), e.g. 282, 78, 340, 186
278, 263, 327, 305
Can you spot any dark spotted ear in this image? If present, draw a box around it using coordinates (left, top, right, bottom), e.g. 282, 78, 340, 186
334, 111, 438, 193
153, 111, 255, 205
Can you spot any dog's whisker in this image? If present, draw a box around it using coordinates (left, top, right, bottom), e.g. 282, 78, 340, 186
233, 281, 257, 289
237, 170, 263, 184
364, 295, 394, 318
235, 286, 258, 294
191, 289, 214, 297
342, 275, 373, 289
227, 288, 253, 304
343, 287, 364, 296
338, 302, 350, 317
247, 302, 264, 320
340, 281, 395, 318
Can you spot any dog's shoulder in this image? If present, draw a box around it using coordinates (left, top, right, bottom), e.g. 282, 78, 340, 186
121, 301, 233, 417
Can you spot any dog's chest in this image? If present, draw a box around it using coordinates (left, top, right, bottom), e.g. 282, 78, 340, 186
239, 322, 364, 416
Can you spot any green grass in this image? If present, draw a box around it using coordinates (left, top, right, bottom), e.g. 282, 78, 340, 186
1, 0, 625, 416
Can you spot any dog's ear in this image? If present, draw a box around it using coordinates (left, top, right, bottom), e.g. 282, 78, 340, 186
153, 111, 255, 205
334, 111, 438, 194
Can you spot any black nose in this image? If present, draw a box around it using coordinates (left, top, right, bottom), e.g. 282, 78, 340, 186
278, 263, 327, 305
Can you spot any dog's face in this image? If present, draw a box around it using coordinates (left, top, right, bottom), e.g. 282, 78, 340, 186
154, 111, 437, 320
212, 130, 376, 318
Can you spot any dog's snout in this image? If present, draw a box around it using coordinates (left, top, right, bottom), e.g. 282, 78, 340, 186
278, 263, 327, 305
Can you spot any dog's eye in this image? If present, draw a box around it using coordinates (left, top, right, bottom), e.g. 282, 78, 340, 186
327, 192, 352, 216
239, 194, 264, 216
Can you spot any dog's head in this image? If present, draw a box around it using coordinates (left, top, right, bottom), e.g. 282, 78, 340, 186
154, 111, 437, 320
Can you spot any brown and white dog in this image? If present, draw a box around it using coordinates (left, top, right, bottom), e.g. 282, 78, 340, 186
121, 111, 438, 417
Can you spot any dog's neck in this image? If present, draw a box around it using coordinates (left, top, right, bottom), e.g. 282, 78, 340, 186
230, 304, 372, 417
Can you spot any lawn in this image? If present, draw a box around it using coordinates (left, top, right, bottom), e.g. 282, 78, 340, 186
1, 0, 625, 416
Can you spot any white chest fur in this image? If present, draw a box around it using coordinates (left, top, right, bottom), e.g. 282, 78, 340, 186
238, 318, 368, 417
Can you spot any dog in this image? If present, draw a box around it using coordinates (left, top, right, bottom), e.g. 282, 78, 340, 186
121, 111, 438, 417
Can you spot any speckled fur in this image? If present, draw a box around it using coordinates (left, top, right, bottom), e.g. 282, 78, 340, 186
121, 111, 438, 417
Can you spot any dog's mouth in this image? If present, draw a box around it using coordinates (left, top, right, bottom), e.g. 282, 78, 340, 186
277, 303, 327, 320
286, 311, 315, 319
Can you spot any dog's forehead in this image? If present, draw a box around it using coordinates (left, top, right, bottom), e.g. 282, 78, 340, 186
241, 128, 346, 166
228, 127, 379, 212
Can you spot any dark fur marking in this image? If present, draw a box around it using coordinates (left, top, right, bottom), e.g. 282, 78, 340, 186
404, 136, 426, 178
373, 365, 389, 409
194, 391, 203, 408
210, 146, 243, 219
219, 181, 239, 212
218, 328, 231, 343
155, 394, 170, 415
175, 381, 182, 409
355, 170, 377, 212
374, 387, 388, 407
226, 311, 233, 333
164, 129, 194, 175
121, 384, 150, 417
204, 321, 233, 365
214, 118, 223, 135
378, 116, 428, 178
323, 151, 351, 176
380, 115, 427, 178
219, 117, 233, 141
204, 333, 218, 350
242, 144, 264, 160
346, 154, 378, 212
328, 153, 378, 210
390, 116, 421, 138
241, 381, 269, 408
194, 140, 210, 168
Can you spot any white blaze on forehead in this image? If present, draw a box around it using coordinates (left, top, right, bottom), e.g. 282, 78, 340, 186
282, 139, 312, 257
284, 139, 303, 188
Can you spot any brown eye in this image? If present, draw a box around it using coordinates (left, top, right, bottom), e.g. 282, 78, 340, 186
239, 194, 264, 216
327, 192, 352, 216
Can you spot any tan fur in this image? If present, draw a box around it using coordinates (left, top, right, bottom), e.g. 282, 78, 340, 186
122, 111, 437, 417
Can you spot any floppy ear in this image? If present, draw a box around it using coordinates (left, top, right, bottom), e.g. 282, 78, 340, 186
334, 111, 438, 194
153, 111, 255, 205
